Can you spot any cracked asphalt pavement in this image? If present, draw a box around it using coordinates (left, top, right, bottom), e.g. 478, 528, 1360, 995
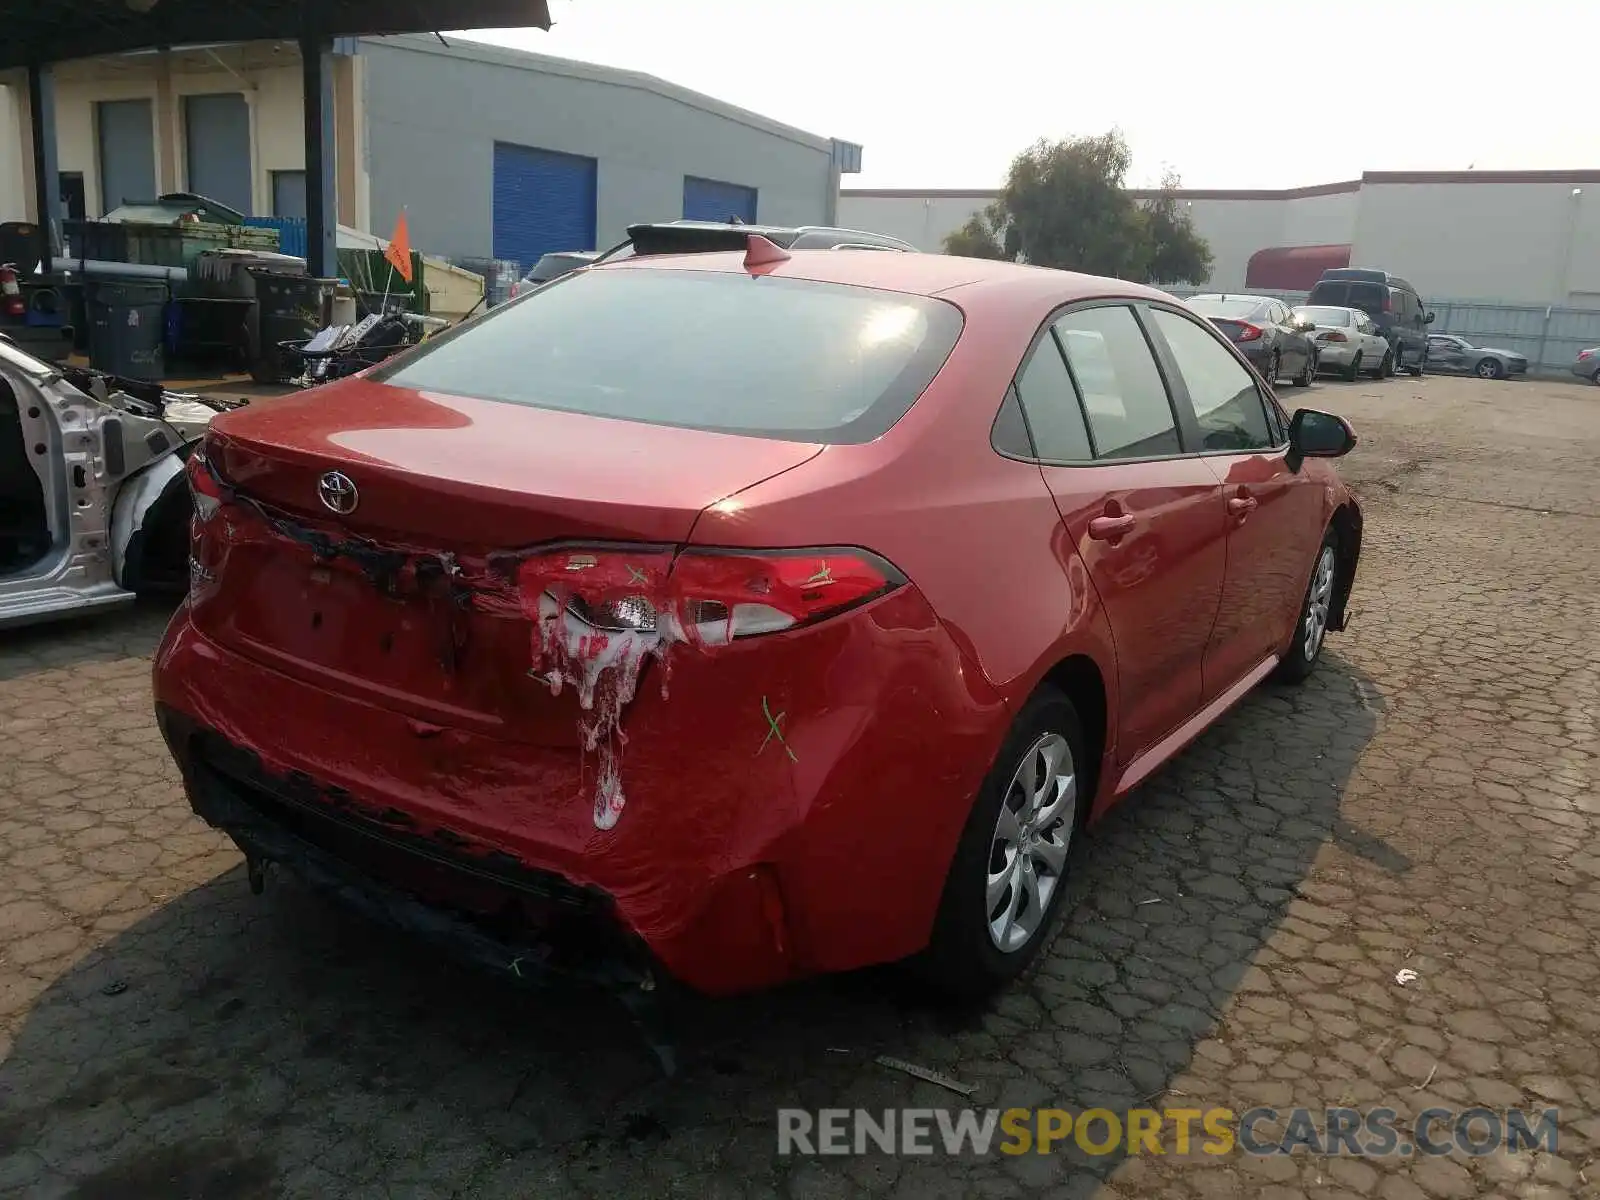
2, 372, 1598, 1199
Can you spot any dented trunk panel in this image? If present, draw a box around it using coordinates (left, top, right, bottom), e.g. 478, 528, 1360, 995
203, 378, 826, 546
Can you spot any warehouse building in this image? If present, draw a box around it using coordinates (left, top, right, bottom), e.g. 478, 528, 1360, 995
840, 170, 1600, 307
0, 35, 862, 271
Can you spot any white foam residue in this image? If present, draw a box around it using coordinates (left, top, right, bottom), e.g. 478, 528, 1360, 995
532, 593, 685, 830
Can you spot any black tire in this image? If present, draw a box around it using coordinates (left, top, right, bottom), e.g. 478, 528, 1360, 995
1291, 349, 1314, 387
920, 688, 1088, 999
1368, 348, 1390, 379
1275, 529, 1339, 685
1590, 366, 1600, 386
1343, 353, 1361, 383
1475, 357, 1504, 380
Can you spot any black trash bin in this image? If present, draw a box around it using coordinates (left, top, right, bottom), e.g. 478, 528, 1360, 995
247, 270, 335, 383
86, 280, 169, 381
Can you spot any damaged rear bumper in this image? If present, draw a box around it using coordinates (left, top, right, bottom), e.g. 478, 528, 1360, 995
159, 704, 660, 993
153, 580, 1006, 994
156, 701, 800, 996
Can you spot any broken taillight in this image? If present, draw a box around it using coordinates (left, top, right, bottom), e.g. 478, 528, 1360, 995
185, 446, 229, 593
186, 446, 224, 523
516, 545, 906, 643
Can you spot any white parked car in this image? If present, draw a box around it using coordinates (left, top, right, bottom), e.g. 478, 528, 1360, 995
0, 334, 237, 629
1293, 305, 1393, 381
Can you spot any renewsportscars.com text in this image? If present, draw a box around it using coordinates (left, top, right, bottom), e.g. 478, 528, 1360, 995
777, 1106, 1560, 1158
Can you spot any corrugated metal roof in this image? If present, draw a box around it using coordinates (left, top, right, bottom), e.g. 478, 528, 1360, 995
0, 1, 551, 68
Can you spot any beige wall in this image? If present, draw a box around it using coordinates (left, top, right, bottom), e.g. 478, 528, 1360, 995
1281, 190, 1359, 246
1351, 181, 1600, 305
842, 178, 1600, 304
1175, 197, 1287, 290
1, 43, 367, 229
836, 191, 1000, 252
838, 189, 1358, 290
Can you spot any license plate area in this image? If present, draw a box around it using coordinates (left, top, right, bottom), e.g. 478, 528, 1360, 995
214, 545, 583, 743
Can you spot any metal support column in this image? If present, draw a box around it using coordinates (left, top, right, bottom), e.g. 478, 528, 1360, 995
27, 61, 62, 273
300, 36, 337, 279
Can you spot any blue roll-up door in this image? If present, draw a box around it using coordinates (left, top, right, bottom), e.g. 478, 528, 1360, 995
184, 93, 253, 216
683, 176, 758, 223
96, 100, 156, 213
492, 143, 598, 271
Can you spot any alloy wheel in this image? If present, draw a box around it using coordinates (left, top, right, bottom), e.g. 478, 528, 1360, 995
986, 732, 1076, 953
1303, 545, 1336, 662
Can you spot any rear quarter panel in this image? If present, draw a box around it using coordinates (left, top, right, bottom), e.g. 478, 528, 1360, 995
687, 282, 1123, 775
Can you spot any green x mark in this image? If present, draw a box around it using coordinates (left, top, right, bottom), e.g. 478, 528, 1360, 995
760, 695, 799, 763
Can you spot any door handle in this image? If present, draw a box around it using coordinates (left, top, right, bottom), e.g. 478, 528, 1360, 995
1227, 496, 1258, 517
1087, 514, 1136, 541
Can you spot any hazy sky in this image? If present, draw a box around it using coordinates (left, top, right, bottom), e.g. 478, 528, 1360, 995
459, 0, 1585, 192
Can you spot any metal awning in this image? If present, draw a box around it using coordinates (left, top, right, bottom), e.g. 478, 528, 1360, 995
0, 0, 551, 68
1245, 244, 1353, 292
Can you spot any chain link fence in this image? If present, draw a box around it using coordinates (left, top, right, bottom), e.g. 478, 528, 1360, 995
1160, 286, 1600, 377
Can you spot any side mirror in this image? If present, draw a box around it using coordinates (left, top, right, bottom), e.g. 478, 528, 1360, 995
1289, 408, 1357, 459
1424, 311, 1436, 324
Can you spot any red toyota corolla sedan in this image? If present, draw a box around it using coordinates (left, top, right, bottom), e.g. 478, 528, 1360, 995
153, 241, 1361, 999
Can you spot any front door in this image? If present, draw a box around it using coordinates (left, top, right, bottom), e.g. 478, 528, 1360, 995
1428, 334, 1465, 372
1012, 302, 1228, 763
1143, 306, 1325, 696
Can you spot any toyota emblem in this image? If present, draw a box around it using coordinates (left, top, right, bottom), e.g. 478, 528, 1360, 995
318, 470, 359, 515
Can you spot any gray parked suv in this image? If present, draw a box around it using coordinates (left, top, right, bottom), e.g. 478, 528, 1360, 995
1306, 268, 1435, 377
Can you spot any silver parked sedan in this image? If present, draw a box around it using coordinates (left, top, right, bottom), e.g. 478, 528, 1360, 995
1425, 333, 1528, 380
1571, 347, 1600, 384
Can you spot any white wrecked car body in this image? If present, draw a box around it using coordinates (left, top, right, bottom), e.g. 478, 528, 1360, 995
0, 335, 243, 629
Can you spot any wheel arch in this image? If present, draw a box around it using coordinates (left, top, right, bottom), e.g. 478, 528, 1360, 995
1328, 501, 1362, 632
114, 450, 194, 593
1037, 653, 1111, 820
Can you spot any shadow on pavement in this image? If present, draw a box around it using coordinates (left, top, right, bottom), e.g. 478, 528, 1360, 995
0, 599, 177, 684
0, 654, 1388, 1198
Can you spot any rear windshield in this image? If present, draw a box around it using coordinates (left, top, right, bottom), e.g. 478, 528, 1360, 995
1186, 297, 1267, 321
1308, 281, 1388, 316
1295, 306, 1352, 326
372, 267, 964, 443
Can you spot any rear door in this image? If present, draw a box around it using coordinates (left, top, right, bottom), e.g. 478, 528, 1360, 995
1268, 300, 1309, 378
1013, 302, 1227, 763
1143, 305, 1325, 697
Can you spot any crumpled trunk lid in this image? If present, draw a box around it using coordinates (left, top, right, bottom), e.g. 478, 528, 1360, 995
190, 378, 823, 736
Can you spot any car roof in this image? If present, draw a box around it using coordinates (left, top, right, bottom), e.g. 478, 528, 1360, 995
622, 220, 915, 253
1189, 293, 1272, 303
599, 247, 1177, 308
637, 218, 908, 240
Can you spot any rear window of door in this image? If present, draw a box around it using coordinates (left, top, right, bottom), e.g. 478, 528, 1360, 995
1052, 306, 1180, 460
1012, 327, 1093, 461
1148, 308, 1276, 453
372, 268, 964, 444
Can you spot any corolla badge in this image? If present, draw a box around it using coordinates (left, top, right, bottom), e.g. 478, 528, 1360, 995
318, 470, 359, 515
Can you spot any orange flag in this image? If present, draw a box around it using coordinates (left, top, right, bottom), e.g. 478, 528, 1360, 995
384, 209, 414, 284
